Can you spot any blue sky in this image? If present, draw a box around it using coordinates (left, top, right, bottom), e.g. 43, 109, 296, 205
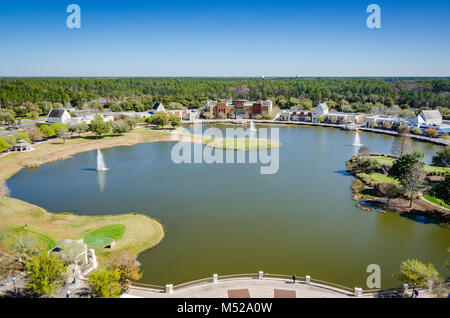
0, 0, 449, 76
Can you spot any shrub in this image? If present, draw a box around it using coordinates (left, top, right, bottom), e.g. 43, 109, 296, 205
39, 125, 56, 138
412, 128, 423, 135
14, 130, 30, 143
169, 113, 181, 127
111, 120, 129, 135
0, 139, 9, 152
424, 128, 439, 137
50, 122, 68, 136
88, 268, 122, 298
90, 115, 110, 137
0, 135, 16, 148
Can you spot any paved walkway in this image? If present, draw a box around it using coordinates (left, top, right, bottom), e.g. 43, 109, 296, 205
125, 278, 355, 298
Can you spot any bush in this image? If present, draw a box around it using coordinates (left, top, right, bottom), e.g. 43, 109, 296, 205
111, 120, 129, 135
88, 268, 122, 298
0, 135, 17, 148
424, 128, 439, 137
14, 130, 30, 143
144, 116, 153, 124
169, 113, 181, 127
152, 112, 169, 128
412, 128, 423, 135
39, 125, 56, 138
432, 147, 449, 167
50, 122, 68, 136
0, 139, 9, 152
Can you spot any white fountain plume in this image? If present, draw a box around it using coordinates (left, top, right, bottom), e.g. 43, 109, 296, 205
96, 149, 108, 171
352, 132, 362, 147
250, 120, 256, 132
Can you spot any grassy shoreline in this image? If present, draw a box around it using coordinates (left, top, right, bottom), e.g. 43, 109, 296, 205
0, 197, 165, 260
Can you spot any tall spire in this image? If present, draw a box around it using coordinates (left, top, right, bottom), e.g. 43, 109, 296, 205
262, 75, 265, 101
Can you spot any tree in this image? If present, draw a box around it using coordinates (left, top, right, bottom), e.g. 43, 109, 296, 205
39, 124, 56, 138
25, 253, 68, 297
400, 162, 428, 208
111, 120, 129, 135
152, 111, 169, 129
429, 175, 450, 205
0, 139, 9, 152
68, 122, 88, 137
377, 183, 401, 207
58, 127, 70, 143
391, 125, 412, 156
107, 251, 142, 292
388, 151, 424, 180
88, 268, 122, 298
90, 115, 110, 138
396, 259, 439, 298
144, 116, 153, 125
26, 126, 43, 141
431, 146, 450, 167
49, 122, 68, 136
169, 113, 181, 128
0, 110, 15, 126
357, 146, 371, 157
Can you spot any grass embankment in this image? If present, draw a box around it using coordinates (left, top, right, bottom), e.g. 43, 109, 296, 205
367, 173, 400, 185
370, 156, 450, 174
424, 194, 450, 210
0, 197, 165, 258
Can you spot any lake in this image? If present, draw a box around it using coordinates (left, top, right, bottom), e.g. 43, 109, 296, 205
7, 124, 450, 288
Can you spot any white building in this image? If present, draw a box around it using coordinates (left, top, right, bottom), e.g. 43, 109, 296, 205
414, 110, 442, 127
313, 103, 329, 121
151, 102, 165, 114
365, 115, 404, 128
46, 109, 71, 124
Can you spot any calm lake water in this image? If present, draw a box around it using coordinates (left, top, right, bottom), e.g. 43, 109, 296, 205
7, 125, 450, 288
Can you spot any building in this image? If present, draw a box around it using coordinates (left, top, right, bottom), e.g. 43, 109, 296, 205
206, 100, 273, 119
280, 110, 313, 121
313, 103, 329, 121
364, 115, 404, 129
13, 139, 33, 152
151, 102, 165, 114
324, 112, 365, 125
414, 110, 442, 127
167, 109, 199, 121
46, 109, 71, 124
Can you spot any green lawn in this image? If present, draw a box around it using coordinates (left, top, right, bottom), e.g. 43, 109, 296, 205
83, 224, 125, 246
371, 156, 450, 174
368, 173, 400, 185
9, 227, 56, 251
424, 194, 450, 209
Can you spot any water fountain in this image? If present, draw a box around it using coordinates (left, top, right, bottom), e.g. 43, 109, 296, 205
352, 132, 362, 146
249, 120, 257, 139
96, 149, 108, 171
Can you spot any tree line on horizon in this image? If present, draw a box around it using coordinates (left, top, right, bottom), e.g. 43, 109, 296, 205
0, 77, 449, 120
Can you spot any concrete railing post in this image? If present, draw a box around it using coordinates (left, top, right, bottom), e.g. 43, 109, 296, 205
258, 271, 264, 280
305, 275, 311, 285
427, 280, 433, 291
213, 274, 218, 283
402, 283, 408, 293
354, 287, 362, 297
166, 284, 173, 294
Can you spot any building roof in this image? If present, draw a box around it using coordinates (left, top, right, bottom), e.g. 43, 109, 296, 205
14, 139, 31, 146
317, 103, 329, 112
47, 109, 67, 118
152, 102, 163, 110
419, 110, 442, 121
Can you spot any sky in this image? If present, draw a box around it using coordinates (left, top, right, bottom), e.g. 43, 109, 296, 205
0, 0, 449, 77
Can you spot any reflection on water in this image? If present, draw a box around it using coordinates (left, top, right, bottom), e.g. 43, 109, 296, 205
97, 171, 106, 192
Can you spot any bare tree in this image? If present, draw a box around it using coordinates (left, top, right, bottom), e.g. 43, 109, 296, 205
357, 146, 371, 157
377, 183, 401, 207
400, 162, 428, 208
392, 126, 412, 156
